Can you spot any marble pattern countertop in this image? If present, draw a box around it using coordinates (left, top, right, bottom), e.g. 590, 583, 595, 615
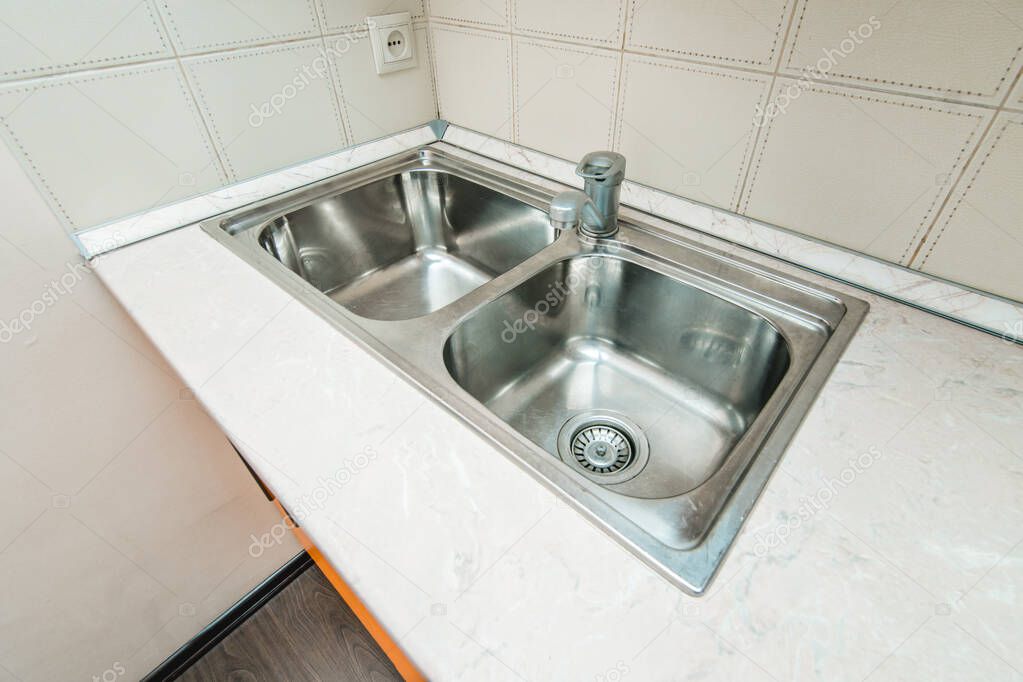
94, 138, 1023, 681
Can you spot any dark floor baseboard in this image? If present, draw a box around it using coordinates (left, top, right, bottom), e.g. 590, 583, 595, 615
142, 551, 313, 682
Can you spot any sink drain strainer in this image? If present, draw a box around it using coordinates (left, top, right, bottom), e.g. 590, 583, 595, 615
571, 424, 633, 473
557, 411, 649, 485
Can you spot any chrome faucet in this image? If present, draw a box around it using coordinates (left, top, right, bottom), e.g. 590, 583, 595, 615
549, 151, 626, 238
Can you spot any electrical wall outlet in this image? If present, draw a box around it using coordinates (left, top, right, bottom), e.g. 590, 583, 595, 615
367, 12, 416, 75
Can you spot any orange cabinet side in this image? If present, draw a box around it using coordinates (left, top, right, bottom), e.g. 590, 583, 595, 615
272, 500, 426, 682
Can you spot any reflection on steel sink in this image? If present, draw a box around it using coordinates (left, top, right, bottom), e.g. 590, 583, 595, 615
255, 170, 555, 320
443, 252, 826, 550
205, 147, 867, 594
444, 254, 791, 514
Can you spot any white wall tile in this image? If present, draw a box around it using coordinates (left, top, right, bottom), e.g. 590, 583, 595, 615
0, 511, 179, 681
741, 83, 989, 264
0, 293, 181, 493
331, 26, 435, 144
430, 0, 509, 29
0, 236, 39, 291
0, 137, 292, 679
0, 136, 65, 247
158, 0, 320, 54
1008, 68, 1023, 111
432, 26, 512, 139
616, 56, 770, 209
513, 0, 625, 48
316, 0, 424, 33
0, 452, 49, 552
783, 0, 1023, 106
514, 38, 617, 161
71, 400, 276, 598
626, 0, 793, 68
917, 113, 1023, 302
0, 64, 226, 230
183, 40, 348, 181
0, 0, 172, 82
121, 508, 300, 679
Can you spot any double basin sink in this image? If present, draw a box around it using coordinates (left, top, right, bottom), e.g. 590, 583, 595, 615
205, 147, 867, 594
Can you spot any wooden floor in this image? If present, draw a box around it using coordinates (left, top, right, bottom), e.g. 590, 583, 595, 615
178, 565, 401, 681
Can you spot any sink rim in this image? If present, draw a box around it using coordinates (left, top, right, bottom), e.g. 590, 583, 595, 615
201, 144, 868, 595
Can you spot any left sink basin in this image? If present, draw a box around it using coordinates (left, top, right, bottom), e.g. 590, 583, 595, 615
254, 168, 556, 320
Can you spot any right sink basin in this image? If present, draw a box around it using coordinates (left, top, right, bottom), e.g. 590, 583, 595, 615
443, 254, 793, 502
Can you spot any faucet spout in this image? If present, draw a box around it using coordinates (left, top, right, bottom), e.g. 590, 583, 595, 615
548, 151, 626, 238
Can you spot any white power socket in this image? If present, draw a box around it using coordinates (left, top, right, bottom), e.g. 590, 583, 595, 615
367, 12, 416, 75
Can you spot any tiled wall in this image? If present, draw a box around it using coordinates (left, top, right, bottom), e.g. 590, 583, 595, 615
0, 3, 440, 677
0, 0, 436, 232
426, 0, 1023, 303
0, 126, 302, 680
5, 1, 1018, 303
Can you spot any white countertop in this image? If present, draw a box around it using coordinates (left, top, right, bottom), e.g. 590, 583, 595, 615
94, 140, 1023, 681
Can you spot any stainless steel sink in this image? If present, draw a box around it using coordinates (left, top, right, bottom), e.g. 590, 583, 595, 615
205, 147, 867, 594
